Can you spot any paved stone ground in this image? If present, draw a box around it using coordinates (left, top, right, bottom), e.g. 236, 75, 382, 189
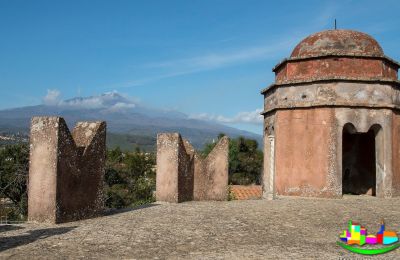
1, 196, 400, 259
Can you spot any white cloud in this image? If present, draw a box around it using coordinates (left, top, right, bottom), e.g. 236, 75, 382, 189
61, 96, 104, 109
99, 5, 339, 90
43, 89, 61, 106
190, 108, 263, 125
145, 39, 295, 72
133, 7, 339, 87
111, 32, 307, 89
104, 102, 136, 113
233, 109, 264, 124
42, 90, 137, 112
146, 47, 273, 69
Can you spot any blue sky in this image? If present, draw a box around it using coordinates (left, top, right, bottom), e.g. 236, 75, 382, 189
0, 0, 399, 134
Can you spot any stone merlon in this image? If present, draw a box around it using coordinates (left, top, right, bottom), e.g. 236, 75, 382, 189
156, 133, 229, 203
28, 116, 106, 224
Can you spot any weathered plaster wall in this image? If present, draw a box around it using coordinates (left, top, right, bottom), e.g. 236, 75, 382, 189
28, 117, 106, 223
392, 111, 400, 196
267, 107, 395, 199
156, 133, 228, 203
156, 133, 186, 203
274, 108, 338, 197
194, 137, 229, 201
264, 82, 400, 114
275, 58, 398, 83
28, 117, 59, 223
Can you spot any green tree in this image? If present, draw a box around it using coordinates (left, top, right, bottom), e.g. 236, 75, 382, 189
0, 144, 29, 220
202, 134, 263, 185
104, 147, 156, 208
0, 144, 157, 220
107, 146, 124, 163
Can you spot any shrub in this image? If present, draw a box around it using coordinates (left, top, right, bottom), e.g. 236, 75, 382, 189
104, 147, 156, 208
0, 144, 157, 220
0, 144, 29, 221
202, 134, 263, 185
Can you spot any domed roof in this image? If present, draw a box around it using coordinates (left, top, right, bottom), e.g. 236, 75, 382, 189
290, 30, 384, 58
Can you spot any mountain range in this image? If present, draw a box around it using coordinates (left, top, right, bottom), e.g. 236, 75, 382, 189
0, 92, 262, 151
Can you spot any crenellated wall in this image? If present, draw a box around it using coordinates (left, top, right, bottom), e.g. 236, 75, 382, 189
156, 133, 229, 203
28, 117, 106, 223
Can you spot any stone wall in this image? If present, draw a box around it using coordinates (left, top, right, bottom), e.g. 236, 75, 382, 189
263, 82, 400, 114
155, 133, 193, 203
156, 133, 229, 203
274, 108, 337, 198
28, 117, 106, 223
392, 111, 400, 197
263, 107, 399, 199
275, 57, 398, 83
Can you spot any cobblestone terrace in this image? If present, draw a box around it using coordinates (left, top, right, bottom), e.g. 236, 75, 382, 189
1, 196, 400, 259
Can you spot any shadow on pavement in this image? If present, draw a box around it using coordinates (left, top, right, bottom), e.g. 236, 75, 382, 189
0, 225, 24, 233
0, 226, 76, 252
103, 203, 159, 216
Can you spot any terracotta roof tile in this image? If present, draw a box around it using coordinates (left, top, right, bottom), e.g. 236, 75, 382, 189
230, 185, 262, 200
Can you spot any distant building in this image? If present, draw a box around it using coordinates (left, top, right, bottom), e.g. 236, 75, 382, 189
261, 30, 400, 198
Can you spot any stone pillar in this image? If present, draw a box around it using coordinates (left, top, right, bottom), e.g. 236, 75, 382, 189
262, 134, 275, 200
156, 133, 193, 203
267, 135, 275, 200
28, 117, 106, 223
156, 133, 229, 203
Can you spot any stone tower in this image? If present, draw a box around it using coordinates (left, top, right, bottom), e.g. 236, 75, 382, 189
261, 30, 400, 198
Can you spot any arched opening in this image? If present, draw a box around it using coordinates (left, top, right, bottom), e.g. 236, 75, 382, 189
342, 123, 376, 196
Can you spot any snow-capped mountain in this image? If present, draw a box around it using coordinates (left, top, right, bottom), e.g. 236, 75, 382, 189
0, 92, 262, 149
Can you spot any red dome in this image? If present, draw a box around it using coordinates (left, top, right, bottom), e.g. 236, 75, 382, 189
290, 30, 383, 58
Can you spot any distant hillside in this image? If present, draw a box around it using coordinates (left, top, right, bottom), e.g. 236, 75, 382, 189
107, 133, 156, 151
0, 92, 262, 150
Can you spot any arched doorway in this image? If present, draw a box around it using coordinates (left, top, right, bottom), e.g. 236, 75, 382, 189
342, 123, 376, 196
